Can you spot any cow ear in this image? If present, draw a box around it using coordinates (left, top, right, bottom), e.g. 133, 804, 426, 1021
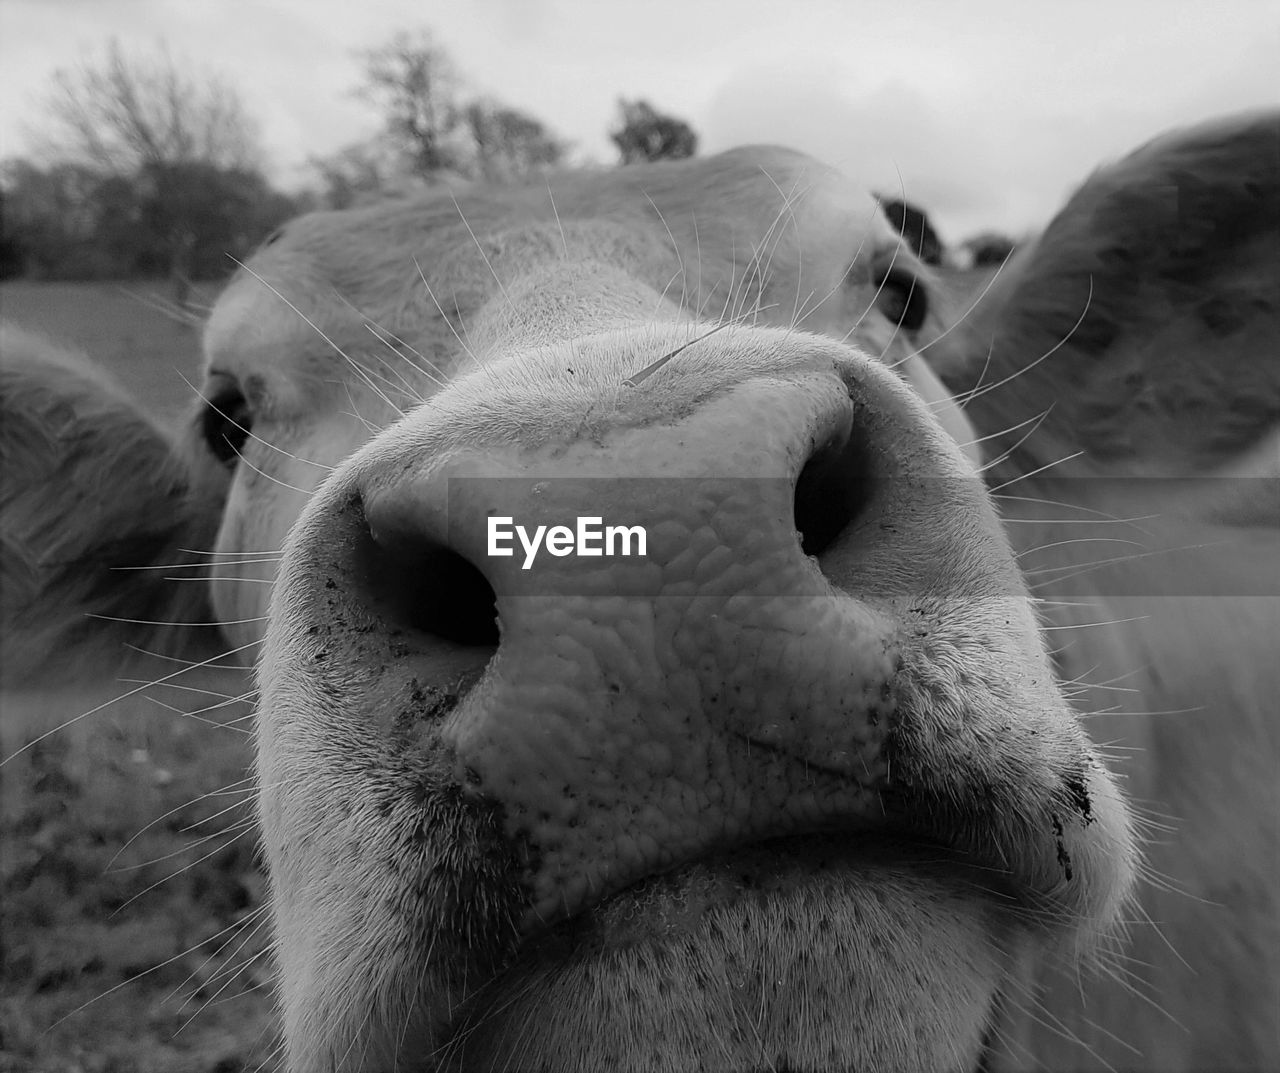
0, 324, 229, 685
936, 110, 1280, 483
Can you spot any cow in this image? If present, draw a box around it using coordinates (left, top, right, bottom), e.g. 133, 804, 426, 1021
2, 110, 1276, 1072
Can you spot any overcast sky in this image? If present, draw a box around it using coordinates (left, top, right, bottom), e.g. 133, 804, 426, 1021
1, 0, 1276, 239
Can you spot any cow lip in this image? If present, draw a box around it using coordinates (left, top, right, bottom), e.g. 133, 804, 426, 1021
430, 831, 1019, 1044
518, 830, 1021, 956
602, 830, 1014, 913
502, 711, 1040, 937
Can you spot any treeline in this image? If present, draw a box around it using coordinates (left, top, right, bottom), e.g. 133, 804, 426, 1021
0, 32, 698, 287
0, 159, 296, 284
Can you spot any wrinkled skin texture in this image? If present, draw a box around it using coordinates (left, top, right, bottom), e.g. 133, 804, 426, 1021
3, 115, 1277, 1072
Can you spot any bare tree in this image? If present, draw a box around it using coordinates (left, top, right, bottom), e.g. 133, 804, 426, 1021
37, 39, 267, 301
357, 30, 464, 176
308, 138, 445, 209
350, 30, 567, 190
43, 39, 260, 174
309, 143, 394, 210
463, 100, 566, 182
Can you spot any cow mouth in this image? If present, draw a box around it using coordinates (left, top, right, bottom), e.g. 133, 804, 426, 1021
526, 831, 1014, 951
465, 672, 1106, 947
492, 763, 1048, 949
432, 831, 1013, 1071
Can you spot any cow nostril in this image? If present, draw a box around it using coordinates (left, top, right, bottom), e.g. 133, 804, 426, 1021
353, 503, 500, 648
793, 420, 873, 557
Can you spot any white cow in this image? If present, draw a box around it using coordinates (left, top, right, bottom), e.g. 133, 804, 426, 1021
2, 111, 1276, 1072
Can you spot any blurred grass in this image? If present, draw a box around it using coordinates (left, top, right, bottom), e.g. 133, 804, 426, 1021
1, 666, 276, 1073
0, 280, 219, 429
1, 278, 277, 1071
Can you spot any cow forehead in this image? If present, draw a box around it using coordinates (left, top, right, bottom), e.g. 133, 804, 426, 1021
351, 326, 875, 476
202, 148, 903, 386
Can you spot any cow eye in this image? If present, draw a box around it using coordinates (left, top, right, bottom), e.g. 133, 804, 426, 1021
201, 378, 253, 467
874, 266, 929, 332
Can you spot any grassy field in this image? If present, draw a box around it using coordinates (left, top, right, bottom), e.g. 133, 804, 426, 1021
0, 280, 219, 429
2, 280, 278, 1071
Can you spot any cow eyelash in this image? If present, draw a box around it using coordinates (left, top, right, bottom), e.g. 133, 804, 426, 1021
874, 267, 929, 332
201, 379, 254, 467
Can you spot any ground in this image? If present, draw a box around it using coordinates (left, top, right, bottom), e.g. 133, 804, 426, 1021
1, 281, 277, 1072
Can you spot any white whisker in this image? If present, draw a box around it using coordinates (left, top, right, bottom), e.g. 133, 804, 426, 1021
955, 277, 1094, 410
2, 638, 262, 766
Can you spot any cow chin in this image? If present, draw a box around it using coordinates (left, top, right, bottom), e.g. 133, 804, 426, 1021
440, 840, 1008, 1073
257, 749, 1012, 1073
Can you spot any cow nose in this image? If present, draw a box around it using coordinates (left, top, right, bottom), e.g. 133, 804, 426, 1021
359, 368, 895, 773
296, 359, 1019, 928
359, 367, 878, 655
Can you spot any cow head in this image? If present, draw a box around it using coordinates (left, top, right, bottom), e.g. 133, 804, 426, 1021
3, 111, 1276, 1072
